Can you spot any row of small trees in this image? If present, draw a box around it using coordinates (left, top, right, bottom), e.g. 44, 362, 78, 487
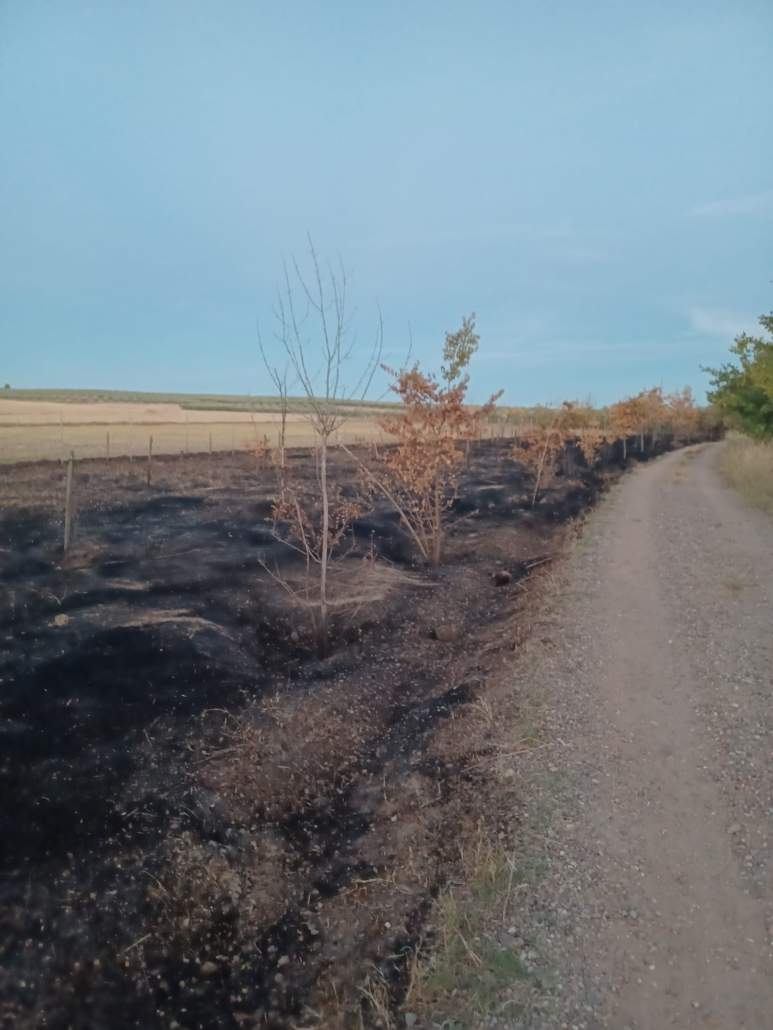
257, 243, 712, 655
257, 245, 500, 652
510, 387, 712, 507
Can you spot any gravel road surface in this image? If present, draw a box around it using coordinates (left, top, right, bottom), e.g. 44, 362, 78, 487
510, 443, 773, 1029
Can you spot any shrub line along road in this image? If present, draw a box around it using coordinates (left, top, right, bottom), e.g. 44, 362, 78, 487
512, 443, 773, 1028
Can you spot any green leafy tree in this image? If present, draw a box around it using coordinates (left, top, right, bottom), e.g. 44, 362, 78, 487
705, 312, 773, 439
441, 313, 479, 384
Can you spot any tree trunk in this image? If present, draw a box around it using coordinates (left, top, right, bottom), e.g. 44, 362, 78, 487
318, 436, 329, 656
63, 454, 75, 554
432, 479, 443, 567
279, 405, 287, 471
532, 435, 552, 507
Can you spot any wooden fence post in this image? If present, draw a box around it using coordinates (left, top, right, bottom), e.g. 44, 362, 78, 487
63, 452, 75, 554
147, 435, 153, 487
106, 431, 110, 460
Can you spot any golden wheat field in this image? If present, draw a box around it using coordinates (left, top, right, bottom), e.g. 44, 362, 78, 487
0, 399, 391, 463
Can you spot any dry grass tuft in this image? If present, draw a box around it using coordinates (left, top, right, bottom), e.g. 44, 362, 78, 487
198, 686, 384, 821
717, 435, 773, 515
358, 968, 396, 1029
145, 829, 289, 956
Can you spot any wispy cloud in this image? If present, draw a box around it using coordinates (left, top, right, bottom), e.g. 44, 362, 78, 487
687, 306, 753, 338
688, 189, 773, 218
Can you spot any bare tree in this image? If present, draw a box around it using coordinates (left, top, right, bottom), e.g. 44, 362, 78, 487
257, 332, 291, 473
260, 237, 383, 655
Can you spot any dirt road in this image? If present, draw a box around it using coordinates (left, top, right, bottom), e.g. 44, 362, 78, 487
511, 444, 773, 1028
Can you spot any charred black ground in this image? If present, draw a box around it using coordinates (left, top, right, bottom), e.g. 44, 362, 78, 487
0, 438, 657, 1029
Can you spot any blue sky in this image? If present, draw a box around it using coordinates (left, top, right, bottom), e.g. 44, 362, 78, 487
1, 1, 771, 404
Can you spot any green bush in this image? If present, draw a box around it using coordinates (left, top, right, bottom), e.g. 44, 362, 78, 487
705, 311, 773, 439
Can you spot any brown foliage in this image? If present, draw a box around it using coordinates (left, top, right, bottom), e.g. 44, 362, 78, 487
512, 424, 566, 506
374, 316, 502, 565
609, 394, 646, 439
575, 426, 611, 465
609, 387, 668, 451
666, 386, 700, 440
512, 402, 609, 506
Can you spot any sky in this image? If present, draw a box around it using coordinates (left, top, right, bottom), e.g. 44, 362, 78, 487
1, 1, 772, 405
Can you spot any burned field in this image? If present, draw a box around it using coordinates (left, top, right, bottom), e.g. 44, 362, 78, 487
1, 440, 627, 1029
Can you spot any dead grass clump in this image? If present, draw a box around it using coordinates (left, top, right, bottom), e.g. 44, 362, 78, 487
199, 687, 385, 822
148, 829, 289, 950
717, 435, 773, 515
266, 560, 427, 632
359, 968, 396, 1029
